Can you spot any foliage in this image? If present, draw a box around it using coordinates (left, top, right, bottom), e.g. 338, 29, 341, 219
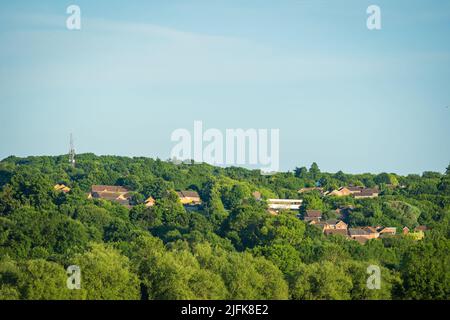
0, 154, 448, 300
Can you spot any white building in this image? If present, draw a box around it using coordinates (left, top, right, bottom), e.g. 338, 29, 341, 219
267, 199, 303, 211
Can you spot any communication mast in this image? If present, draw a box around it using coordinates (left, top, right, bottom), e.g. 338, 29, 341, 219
69, 133, 76, 168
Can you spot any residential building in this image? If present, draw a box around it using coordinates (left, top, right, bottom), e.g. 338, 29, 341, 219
323, 219, 348, 231
349, 228, 376, 244
327, 187, 353, 197
267, 199, 303, 211
353, 188, 380, 199
304, 210, 322, 222
54, 184, 71, 193
312, 219, 348, 234
379, 227, 397, 236
324, 228, 349, 237
252, 191, 262, 200
90, 185, 132, 207
298, 187, 324, 195
327, 186, 379, 198
347, 186, 365, 194
177, 191, 202, 205
361, 226, 380, 239
145, 196, 156, 208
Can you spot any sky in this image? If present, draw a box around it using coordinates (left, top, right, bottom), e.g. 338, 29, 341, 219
0, 0, 449, 175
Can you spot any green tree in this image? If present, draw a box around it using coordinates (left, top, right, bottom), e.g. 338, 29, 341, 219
291, 261, 352, 300
400, 236, 450, 300
72, 243, 141, 300
19, 259, 72, 300
438, 163, 450, 194
309, 163, 321, 181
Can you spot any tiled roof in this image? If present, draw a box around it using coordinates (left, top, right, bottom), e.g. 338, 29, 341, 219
324, 229, 349, 236
177, 190, 200, 198
92, 185, 129, 193
306, 210, 322, 218
349, 228, 370, 236
347, 186, 364, 192
363, 226, 378, 233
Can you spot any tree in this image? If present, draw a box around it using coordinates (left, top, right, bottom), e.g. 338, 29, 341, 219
19, 259, 73, 300
202, 181, 228, 227
142, 178, 172, 199
262, 214, 306, 247
72, 243, 141, 300
301, 193, 325, 212
222, 184, 249, 210
309, 163, 321, 180
294, 167, 308, 179
400, 236, 450, 300
291, 261, 352, 300
252, 243, 302, 278
152, 190, 188, 228
8, 168, 56, 210
124, 238, 229, 300
223, 205, 267, 249
383, 201, 421, 228
341, 260, 400, 300
438, 163, 450, 194
375, 173, 399, 186
0, 256, 21, 300
193, 243, 288, 300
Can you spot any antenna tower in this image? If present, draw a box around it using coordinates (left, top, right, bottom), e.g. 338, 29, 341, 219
69, 133, 76, 168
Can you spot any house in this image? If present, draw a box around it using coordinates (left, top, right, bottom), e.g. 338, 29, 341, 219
327, 187, 353, 197
304, 210, 322, 222
414, 225, 428, 232
145, 196, 156, 208
324, 228, 349, 237
379, 227, 397, 236
177, 191, 202, 205
323, 219, 348, 231
348, 228, 376, 244
312, 219, 348, 235
402, 226, 410, 235
252, 191, 262, 200
90, 185, 132, 207
298, 187, 324, 195
353, 188, 379, 199
347, 186, 365, 194
362, 226, 380, 239
92, 185, 130, 194
267, 199, 303, 212
54, 184, 71, 193
327, 186, 379, 199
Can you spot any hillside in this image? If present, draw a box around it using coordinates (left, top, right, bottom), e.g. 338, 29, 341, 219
0, 154, 449, 300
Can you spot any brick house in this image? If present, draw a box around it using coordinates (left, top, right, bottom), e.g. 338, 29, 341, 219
177, 191, 202, 205
90, 185, 132, 207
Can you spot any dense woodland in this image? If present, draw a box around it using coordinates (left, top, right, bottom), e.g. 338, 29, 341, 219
0, 154, 449, 300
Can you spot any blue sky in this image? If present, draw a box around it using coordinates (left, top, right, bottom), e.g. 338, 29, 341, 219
0, 0, 449, 174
